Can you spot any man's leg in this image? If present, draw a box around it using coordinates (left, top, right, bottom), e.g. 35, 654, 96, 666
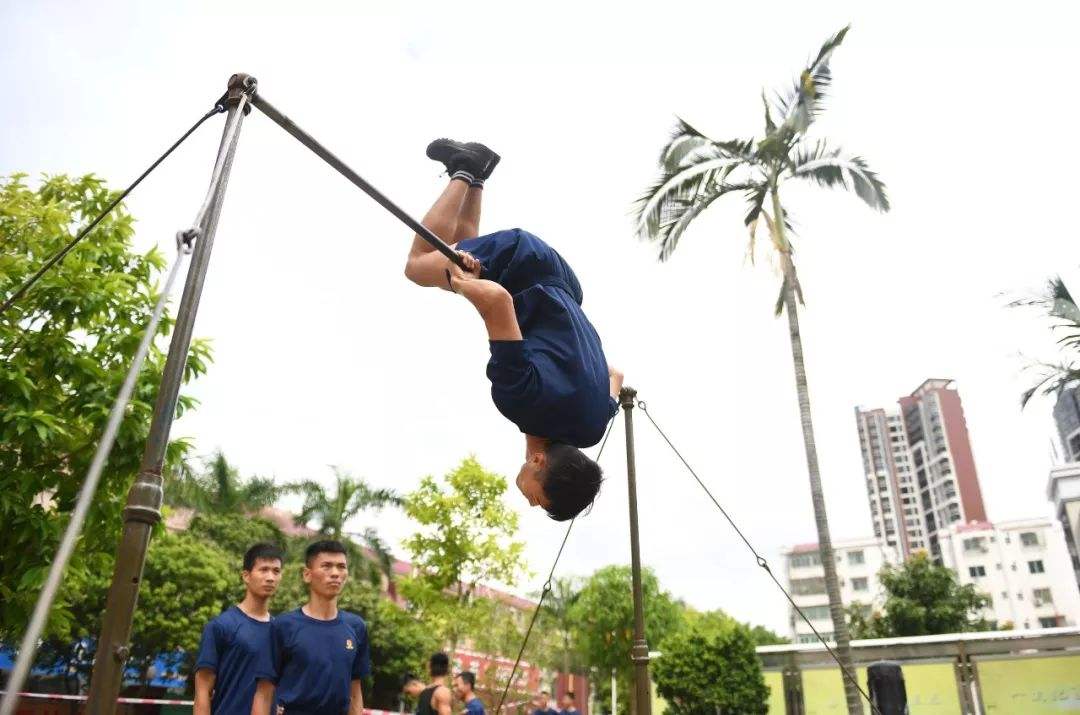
452, 185, 483, 243
408, 177, 470, 262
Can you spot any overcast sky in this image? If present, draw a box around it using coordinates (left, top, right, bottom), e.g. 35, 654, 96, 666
4, 1, 1079, 635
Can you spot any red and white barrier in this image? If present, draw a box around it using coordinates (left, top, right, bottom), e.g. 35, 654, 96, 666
2, 692, 399, 714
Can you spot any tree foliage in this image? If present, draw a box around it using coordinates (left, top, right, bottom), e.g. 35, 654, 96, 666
186, 512, 285, 561
401, 456, 528, 651
653, 617, 769, 715
569, 565, 681, 714
0, 173, 211, 640
846, 552, 991, 638
165, 450, 281, 514
1008, 275, 1080, 407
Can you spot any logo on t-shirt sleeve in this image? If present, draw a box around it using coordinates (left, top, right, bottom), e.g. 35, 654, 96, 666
345, 638, 354, 650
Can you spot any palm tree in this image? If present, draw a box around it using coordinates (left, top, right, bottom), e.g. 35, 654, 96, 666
633, 26, 887, 714
285, 468, 403, 588
164, 450, 281, 514
1009, 276, 1080, 407
537, 576, 581, 676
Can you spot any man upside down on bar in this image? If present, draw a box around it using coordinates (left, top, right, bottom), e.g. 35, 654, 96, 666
403, 139, 623, 521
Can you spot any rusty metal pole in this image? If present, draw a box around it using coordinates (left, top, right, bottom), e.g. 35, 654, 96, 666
619, 387, 652, 715
85, 73, 253, 715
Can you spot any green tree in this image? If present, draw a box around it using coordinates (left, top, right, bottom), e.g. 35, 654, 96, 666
56, 530, 235, 687
186, 512, 285, 560
633, 26, 888, 714
0, 173, 211, 641
537, 576, 582, 674
654, 618, 769, 715
569, 565, 682, 715
846, 552, 991, 638
284, 468, 402, 587
1008, 275, 1080, 406
401, 456, 528, 653
167, 450, 280, 514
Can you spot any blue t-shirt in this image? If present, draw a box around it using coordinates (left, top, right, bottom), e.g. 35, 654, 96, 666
194, 606, 274, 715
456, 229, 617, 448
256, 607, 372, 714
463, 697, 486, 715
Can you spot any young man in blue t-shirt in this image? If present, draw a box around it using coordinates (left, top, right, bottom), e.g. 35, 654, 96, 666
404, 139, 625, 522
194, 542, 284, 715
452, 671, 484, 715
253, 540, 372, 715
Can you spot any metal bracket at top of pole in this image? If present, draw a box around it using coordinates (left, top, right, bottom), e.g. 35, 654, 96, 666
226, 73, 256, 114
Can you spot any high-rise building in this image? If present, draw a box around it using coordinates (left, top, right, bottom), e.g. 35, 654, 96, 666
856, 379, 988, 562
1048, 462, 1080, 588
1052, 386, 1080, 462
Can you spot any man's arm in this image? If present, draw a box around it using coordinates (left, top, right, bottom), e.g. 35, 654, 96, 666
405, 251, 480, 290
455, 277, 523, 341
251, 680, 275, 715
349, 680, 365, 715
608, 365, 625, 400
433, 685, 453, 715
193, 669, 215, 715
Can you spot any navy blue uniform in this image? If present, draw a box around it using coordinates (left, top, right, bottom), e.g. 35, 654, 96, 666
463, 697, 486, 715
456, 229, 616, 448
194, 606, 274, 715
256, 608, 371, 714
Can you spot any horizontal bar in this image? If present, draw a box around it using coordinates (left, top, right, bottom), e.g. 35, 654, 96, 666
250, 93, 467, 271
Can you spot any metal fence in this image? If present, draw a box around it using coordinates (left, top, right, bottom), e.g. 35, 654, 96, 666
756, 627, 1080, 713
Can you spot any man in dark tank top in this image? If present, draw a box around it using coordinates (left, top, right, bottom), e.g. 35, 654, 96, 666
415, 653, 452, 715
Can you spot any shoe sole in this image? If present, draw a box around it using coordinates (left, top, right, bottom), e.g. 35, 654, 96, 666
427, 138, 500, 179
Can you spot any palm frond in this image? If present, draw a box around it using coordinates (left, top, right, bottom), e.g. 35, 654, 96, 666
743, 184, 769, 265
1020, 361, 1080, 408
774, 25, 851, 135
791, 140, 890, 212
658, 117, 714, 171
634, 159, 739, 245
649, 181, 758, 261
1009, 276, 1080, 351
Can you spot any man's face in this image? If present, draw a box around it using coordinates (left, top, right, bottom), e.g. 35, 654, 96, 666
537, 694, 550, 709
303, 550, 348, 598
242, 558, 282, 598
452, 676, 468, 699
561, 695, 574, 710
515, 455, 551, 510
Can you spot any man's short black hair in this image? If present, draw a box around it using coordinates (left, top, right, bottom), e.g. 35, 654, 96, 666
305, 539, 348, 566
401, 673, 423, 688
429, 652, 450, 677
456, 671, 476, 689
243, 542, 284, 571
564, 691, 575, 700
541, 443, 603, 521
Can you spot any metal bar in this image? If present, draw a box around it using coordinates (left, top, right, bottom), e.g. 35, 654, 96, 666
0, 235, 194, 715
85, 85, 249, 715
249, 93, 468, 271
619, 387, 652, 715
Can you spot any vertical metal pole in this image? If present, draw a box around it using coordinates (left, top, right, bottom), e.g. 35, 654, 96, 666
85, 77, 250, 715
619, 387, 652, 715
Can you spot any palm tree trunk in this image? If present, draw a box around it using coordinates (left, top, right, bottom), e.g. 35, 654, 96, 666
771, 188, 862, 715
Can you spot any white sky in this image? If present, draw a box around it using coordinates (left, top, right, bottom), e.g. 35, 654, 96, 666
3, 1, 1079, 635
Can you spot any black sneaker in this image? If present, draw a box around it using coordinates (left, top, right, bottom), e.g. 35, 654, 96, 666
426, 138, 500, 180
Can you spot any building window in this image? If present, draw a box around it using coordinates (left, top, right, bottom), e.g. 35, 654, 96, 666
791, 553, 822, 568
1028, 560, 1045, 574
963, 537, 987, 553
1033, 588, 1053, 606
1001, 591, 1008, 600
968, 565, 986, 578
791, 577, 826, 595
1020, 532, 1040, 548
797, 633, 832, 644
851, 577, 869, 592
798, 605, 831, 621
1039, 617, 1060, 629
